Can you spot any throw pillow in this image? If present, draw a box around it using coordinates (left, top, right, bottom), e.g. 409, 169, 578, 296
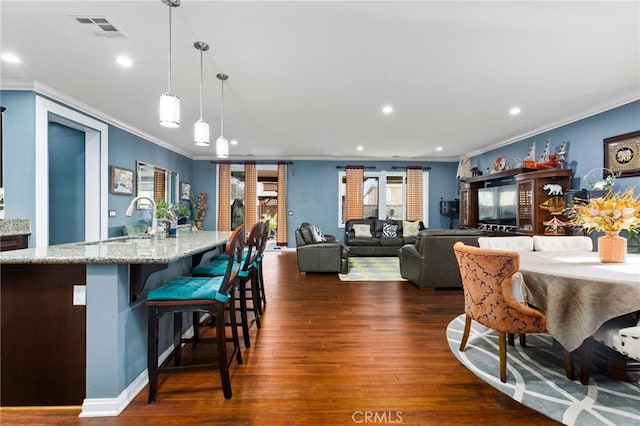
402, 220, 420, 237
352, 224, 372, 238
312, 225, 327, 242
382, 223, 398, 237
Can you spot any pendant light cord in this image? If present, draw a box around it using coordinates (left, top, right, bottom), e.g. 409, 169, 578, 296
220, 78, 224, 137
198, 48, 203, 120
167, 5, 172, 93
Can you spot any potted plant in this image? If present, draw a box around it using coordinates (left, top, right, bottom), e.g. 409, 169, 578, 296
175, 202, 191, 225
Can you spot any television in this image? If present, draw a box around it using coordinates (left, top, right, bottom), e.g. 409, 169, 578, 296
477, 184, 517, 225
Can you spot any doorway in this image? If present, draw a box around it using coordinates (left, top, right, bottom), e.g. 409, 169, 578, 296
35, 96, 108, 247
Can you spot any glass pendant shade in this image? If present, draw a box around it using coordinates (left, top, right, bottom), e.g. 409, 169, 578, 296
216, 136, 229, 158
194, 119, 210, 146
159, 93, 180, 128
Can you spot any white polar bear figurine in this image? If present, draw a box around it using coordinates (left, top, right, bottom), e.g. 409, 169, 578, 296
543, 183, 563, 195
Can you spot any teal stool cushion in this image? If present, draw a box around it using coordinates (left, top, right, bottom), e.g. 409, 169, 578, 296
147, 276, 223, 301
192, 258, 231, 276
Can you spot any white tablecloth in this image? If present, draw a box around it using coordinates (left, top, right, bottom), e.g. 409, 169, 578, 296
519, 252, 640, 352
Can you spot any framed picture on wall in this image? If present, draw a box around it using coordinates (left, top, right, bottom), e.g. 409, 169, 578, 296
604, 131, 640, 178
110, 166, 134, 195
180, 182, 191, 200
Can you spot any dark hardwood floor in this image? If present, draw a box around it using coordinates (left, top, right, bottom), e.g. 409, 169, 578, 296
1, 251, 559, 425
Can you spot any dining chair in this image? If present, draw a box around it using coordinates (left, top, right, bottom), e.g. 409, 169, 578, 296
453, 242, 547, 382
532, 235, 593, 252
192, 222, 264, 348
146, 225, 245, 402
478, 236, 535, 346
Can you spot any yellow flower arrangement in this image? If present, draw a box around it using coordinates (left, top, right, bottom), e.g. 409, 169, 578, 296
567, 188, 640, 233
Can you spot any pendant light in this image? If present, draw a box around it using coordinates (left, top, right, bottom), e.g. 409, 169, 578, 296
216, 73, 229, 158
159, 0, 181, 128
193, 41, 210, 146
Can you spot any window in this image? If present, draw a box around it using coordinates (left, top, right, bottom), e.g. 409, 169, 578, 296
338, 170, 428, 227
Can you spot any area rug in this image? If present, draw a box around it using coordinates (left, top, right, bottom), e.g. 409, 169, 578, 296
338, 257, 406, 281
446, 314, 640, 426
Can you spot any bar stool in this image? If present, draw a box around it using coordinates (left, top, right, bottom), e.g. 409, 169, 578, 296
146, 225, 245, 402
192, 222, 264, 348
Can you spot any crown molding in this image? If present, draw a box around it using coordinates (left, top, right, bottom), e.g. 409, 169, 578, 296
0, 79, 194, 160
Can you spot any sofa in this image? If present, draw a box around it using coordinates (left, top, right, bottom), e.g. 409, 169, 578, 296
344, 219, 425, 256
398, 228, 487, 288
295, 223, 350, 273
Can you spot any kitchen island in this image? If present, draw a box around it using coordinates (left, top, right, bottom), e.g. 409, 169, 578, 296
0, 231, 230, 416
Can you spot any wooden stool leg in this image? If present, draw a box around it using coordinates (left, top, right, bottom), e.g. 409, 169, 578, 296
173, 312, 182, 366
214, 305, 232, 399
227, 289, 243, 365
147, 307, 159, 403
258, 262, 267, 313
251, 273, 262, 329
192, 312, 200, 349
238, 279, 251, 348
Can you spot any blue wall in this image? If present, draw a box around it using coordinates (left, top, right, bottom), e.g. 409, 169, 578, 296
286, 160, 459, 244
48, 122, 85, 244
470, 101, 640, 192
0, 91, 36, 223
107, 126, 193, 237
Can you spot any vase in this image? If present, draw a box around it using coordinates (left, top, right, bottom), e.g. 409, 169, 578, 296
598, 231, 627, 263
195, 219, 204, 230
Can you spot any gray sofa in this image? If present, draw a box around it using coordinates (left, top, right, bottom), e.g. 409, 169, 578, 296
295, 223, 350, 273
398, 229, 487, 288
344, 218, 425, 256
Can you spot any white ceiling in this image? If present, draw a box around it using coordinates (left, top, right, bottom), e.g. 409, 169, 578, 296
1, 1, 638, 161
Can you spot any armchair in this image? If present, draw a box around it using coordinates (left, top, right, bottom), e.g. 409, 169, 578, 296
295, 223, 349, 273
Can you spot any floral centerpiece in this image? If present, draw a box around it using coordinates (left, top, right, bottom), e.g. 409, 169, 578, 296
566, 188, 640, 262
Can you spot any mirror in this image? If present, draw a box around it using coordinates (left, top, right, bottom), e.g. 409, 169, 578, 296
136, 161, 179, 209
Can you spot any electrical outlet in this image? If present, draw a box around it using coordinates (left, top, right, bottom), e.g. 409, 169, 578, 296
108, 210, 117, 217
73, 285, 86, 306
288, 210, 294, 216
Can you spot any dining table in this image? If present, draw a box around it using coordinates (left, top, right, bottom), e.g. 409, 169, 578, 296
518, 251, 640, 354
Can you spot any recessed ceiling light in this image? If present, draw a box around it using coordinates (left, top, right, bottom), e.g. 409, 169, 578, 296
436, 146, 443, 151
116, 55, 133, 67
509, 106, 521, 115
356, 145, 364, 151
1, 53, 21, 64
230, 139, 238, 146
382, 105, 393, 115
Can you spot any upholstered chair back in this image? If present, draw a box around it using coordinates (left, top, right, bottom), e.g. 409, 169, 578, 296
478, 236, 533, 252
453, 242, 546, 334
532, 235, 593, 252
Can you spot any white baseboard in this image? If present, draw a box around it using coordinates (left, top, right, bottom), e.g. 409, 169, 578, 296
79, 369, 147, 417
79, 325, 196, 417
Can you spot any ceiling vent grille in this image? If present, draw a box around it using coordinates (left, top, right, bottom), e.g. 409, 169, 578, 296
70, 15, 128, 38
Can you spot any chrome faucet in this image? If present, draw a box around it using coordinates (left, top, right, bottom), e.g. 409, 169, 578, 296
126, 196, 158, 238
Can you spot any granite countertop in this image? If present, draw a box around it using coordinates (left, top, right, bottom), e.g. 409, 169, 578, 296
0, 219, 31, 237
0, 231, 231, 264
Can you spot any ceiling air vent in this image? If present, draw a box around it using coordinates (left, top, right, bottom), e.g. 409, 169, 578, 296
70, 15, 128, 38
